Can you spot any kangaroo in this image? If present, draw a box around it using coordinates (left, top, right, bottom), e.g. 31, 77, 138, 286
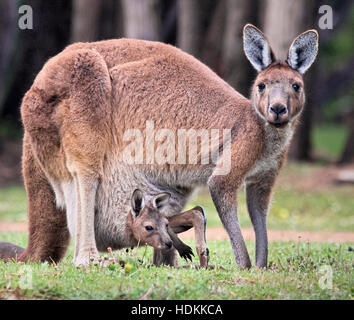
0, 24, 318, 269
126, 189, 209, 267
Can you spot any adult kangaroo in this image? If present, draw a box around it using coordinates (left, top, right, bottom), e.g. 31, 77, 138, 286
0, 24, 318, 269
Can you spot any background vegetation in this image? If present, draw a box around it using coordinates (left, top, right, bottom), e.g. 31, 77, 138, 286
0, 0, 353, 165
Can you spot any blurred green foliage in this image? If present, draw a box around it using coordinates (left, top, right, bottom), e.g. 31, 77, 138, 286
321, 4, 354, 122
312, 124, 348, 159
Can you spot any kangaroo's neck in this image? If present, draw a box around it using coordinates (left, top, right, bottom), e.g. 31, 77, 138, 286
263, 122, 294, 156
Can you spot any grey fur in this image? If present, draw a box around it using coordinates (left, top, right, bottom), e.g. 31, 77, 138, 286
243, 24, 275, 72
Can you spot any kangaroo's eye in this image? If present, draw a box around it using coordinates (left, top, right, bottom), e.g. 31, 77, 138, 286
166, 224, 169, 228
145, 226, 153, 231
292, 83, 300, 92
257, 83, 265, 92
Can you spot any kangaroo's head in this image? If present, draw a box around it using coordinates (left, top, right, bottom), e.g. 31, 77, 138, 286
129, 189, 173, 251
243, 24, 319, 128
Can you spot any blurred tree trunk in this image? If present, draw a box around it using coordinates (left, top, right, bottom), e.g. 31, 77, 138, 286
263, 0, 314, 161
2, 0, 72, 125
161, 0, 177, 44
222, 0, 257, 96
339, 109, 354, 164
177, 0, 203, 58
121, 0, 161, 40
98, 0, 123, 40
71, 0, 102, 42
202, 0, 226, 74
0, 0, 17, 117
263, 0, 307, 60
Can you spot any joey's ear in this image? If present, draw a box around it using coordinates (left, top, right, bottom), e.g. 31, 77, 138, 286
131, 189, 145, 217
243, 24, 275, 72
152, 193, 171, 210
287, 30, 319, 74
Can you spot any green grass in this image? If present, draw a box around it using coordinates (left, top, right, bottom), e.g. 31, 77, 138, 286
0, 232, 352, 300
0, 186, 27, 222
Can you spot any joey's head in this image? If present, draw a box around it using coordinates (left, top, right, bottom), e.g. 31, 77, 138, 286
129, 189, 173, 251
243, 24, 318, 128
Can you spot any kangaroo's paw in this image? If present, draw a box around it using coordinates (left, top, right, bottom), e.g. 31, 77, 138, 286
177, 244, 194, 262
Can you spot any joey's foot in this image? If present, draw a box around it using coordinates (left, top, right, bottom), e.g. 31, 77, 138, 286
199, 248, 210, 268
177, 245, 194, 262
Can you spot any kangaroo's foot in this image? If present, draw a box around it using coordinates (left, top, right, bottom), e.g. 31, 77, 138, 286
74, 247, 100, 267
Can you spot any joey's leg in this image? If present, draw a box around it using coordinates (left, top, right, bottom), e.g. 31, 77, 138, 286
72, 172, 99, 266
18, 135, 70, 263
168, 207, 209, 267
245, 173, 276, 268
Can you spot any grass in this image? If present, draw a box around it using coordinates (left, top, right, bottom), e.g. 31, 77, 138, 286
0, 232, 352, 300
0, 186, 27, 222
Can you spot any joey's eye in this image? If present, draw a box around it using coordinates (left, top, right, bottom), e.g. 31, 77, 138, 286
292, 83, 300, 92
166, 224, 169, 228
145, 226, 153, 231
257, 83, 265, 92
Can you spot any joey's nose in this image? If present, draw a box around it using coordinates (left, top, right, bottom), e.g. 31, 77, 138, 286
269, 104, 287, 117
165, 241, 173, 249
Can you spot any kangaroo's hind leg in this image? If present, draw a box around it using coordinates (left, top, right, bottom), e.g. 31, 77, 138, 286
16, 134, 70, 263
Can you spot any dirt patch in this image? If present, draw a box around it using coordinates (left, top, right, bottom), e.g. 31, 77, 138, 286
0, 222, 27, 232
1, 222, 353, 243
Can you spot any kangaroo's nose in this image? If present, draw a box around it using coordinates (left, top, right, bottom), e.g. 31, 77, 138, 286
165, 241, 173, 249
269, 104, 287, 116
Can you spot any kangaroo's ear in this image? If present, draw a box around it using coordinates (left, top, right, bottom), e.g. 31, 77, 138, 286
131, 189, 145, 217
152, 193, 171, 210
243, 24, 275, 72
287, 30, 319, 74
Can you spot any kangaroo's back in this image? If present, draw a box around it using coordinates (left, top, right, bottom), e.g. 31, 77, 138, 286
29, 38, 251, 133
